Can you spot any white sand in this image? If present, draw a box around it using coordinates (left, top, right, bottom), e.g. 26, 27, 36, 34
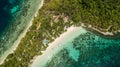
0, 0, 44, 65
31, 26, 87, 67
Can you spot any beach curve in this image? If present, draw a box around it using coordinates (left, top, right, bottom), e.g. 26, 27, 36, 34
31, 26, 87, 67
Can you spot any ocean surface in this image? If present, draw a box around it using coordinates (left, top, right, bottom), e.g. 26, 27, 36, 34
46, 30, 120, 67
1, 0, 120, 66
33, 28, 120, 67
0, 0, 42, 62
0, 0, 11, 34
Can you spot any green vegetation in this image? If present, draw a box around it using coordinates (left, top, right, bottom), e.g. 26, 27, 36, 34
1, 0, 120, 67
45, 0, 120, 32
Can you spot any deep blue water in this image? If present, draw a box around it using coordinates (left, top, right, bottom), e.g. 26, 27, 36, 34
0, 0, 20, 34
0, 0, 42, 61
0, 0, 22, 60
0, 0, 11, 33
0, 0, 120, 67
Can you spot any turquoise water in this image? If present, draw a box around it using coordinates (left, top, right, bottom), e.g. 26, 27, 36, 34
0, 0, 42, 62
45, 30, 120, 67
10, 5, 19, 13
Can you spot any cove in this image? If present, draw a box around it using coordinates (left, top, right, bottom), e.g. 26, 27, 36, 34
45, 28, 120, 67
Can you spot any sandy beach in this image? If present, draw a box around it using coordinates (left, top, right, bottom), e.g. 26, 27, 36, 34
12, 0, 44, 53
31, 26, 87, 67
0, 0, 44, 65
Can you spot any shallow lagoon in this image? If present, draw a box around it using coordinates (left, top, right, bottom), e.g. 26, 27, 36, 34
45, 29, 120, 67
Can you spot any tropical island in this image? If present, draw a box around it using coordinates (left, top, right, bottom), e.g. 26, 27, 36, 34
0, 0, 120, 67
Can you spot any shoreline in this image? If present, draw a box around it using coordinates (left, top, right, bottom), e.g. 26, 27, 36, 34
0, 0, 120, 66
12, 0, 44, 53
31, 26, 87, 67
0, 0, 44, 65
81, 23, 120, 39
85, 27, 120, 39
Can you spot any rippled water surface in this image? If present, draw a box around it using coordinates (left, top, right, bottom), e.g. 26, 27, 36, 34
0, 0, 42, 61
46, 30, 120, 67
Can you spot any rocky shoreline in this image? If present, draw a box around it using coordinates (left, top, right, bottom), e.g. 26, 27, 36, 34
81, 23, 120, 39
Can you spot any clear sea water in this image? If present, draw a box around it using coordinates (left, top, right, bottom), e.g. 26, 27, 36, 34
0, 0, 42, 62
45, 29, 120, 67
0, 0, 120, 67
0, 0, 12, 33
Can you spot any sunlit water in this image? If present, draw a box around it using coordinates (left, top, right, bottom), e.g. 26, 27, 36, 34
0, 0, 42, 62
45, 29, 120, 67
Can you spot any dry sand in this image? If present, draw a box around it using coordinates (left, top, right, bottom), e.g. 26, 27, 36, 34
31, 26, 87, 67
